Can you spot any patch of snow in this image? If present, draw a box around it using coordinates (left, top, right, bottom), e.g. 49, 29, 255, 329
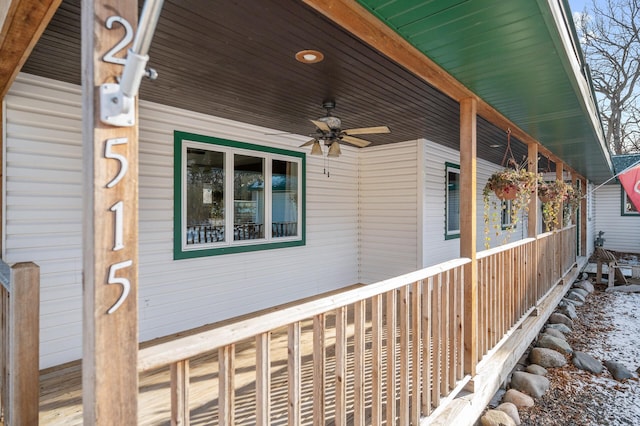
583, 292, 640, 425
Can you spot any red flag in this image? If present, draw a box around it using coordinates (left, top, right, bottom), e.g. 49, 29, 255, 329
619, 163, 640, 212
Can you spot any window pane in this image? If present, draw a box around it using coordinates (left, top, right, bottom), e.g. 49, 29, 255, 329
186, 147, 225, 244
447, 169, 460, 234
625, 192, 639, 214
272, 159, 298, 237
234, 154, 265, 240
501, 200, 513, 229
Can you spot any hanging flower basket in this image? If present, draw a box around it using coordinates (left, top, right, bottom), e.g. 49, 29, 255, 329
483, 161, 539, 248
494, 184, 518, 201
539, 179, 568, 231
484, 166, 538, 201
538, 179, 567, 203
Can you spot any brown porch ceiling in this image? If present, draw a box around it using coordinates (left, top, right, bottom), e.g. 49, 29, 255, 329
22, 0, 587, 171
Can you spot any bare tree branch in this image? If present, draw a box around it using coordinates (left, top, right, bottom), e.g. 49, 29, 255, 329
575, 0, 640, 154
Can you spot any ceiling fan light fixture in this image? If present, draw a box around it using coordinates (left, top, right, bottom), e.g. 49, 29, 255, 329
310, 140, 323, 155
327, 141, 341, 157
319, 115, 341, 130
295, 49, 324, 64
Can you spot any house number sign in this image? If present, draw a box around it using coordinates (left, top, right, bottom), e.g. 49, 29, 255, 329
103, 15, 134, 315
105, 137, 131, 314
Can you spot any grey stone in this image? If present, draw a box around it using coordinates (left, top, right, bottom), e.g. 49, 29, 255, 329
543, 328, 566, 340
537, 334, 573, 356
503, 389, 534, 408
488, 388, 507, 408
546, 323, 572, 334
562, 296, 584, 307
526, 364, 548, 376
529, 347, 567, 368
566, 290, 586, 303
548, 313, 574, 329
496, 402, 521, 425
572, 351, 603, 374
570, 287, 589, 299
510, 371, 550, 398
573, 279, 595, 293
605, 284, 640, 293
557, 304, 578, 320
604, 360, 636, 381
481, 409, 516, 426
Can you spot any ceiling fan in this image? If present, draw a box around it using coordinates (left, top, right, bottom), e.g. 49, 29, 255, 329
299, 100, 390, 157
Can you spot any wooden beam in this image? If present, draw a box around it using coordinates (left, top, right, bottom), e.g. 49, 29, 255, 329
82, 0, 139, 423
460, 97, 477, 375
0, 0, 61, 99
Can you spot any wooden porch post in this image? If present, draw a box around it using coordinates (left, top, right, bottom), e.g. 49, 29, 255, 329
82, 0, 139, 423
528, 144, 539, 238
460, 97, 477, 375
556, 162, 564, 227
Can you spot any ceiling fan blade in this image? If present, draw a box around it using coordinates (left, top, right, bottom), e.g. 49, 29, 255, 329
341, 135, 372, 148
343, 126, 390, 135
310, 119, 331, 132
299, 138, 317, 147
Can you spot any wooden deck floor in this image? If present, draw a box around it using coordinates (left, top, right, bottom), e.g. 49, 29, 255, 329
39, 310, 412, 425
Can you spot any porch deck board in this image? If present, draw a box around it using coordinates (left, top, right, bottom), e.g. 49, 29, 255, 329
38, 301, 426, 425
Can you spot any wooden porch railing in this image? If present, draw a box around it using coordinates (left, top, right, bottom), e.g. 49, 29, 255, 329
476, 225, 577, 360
0, 261, 40, 426
138, 258, 470, 425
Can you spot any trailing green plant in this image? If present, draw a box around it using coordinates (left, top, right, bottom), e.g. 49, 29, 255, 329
563, 182, 583, 226
483, 159, 539, 248
539, 179, 568, 231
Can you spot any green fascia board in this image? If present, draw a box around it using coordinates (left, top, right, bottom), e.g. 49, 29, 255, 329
357, 0, 613, 183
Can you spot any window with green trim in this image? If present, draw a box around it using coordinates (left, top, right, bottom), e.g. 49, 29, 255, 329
622, 186, 639, 216
174, 131, 305, 259
445, 163, 460, 239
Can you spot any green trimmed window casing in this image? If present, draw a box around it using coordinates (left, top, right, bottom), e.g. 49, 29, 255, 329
621, 185, 639, 216
445, 162, 460, 240
174, 131, 306, 259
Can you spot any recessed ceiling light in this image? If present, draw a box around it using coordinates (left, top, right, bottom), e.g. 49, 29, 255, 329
489, 144, 501, 148
295, 50, 324, 64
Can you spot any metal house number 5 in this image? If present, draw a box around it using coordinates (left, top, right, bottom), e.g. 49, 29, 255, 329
104, 137, 132, 314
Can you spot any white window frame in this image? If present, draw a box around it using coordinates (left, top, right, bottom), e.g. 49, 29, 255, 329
175, 131, 305, 259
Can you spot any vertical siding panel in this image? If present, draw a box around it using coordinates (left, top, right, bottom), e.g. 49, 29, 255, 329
359, 142, 419, 283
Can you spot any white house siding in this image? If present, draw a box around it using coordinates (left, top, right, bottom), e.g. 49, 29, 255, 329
586, 181, 596, 255
421, 140, 461, 266
594, 184, 640, 253
358, 141, 420, 283
4, 74, 360, 368
420, 140, 530, 268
